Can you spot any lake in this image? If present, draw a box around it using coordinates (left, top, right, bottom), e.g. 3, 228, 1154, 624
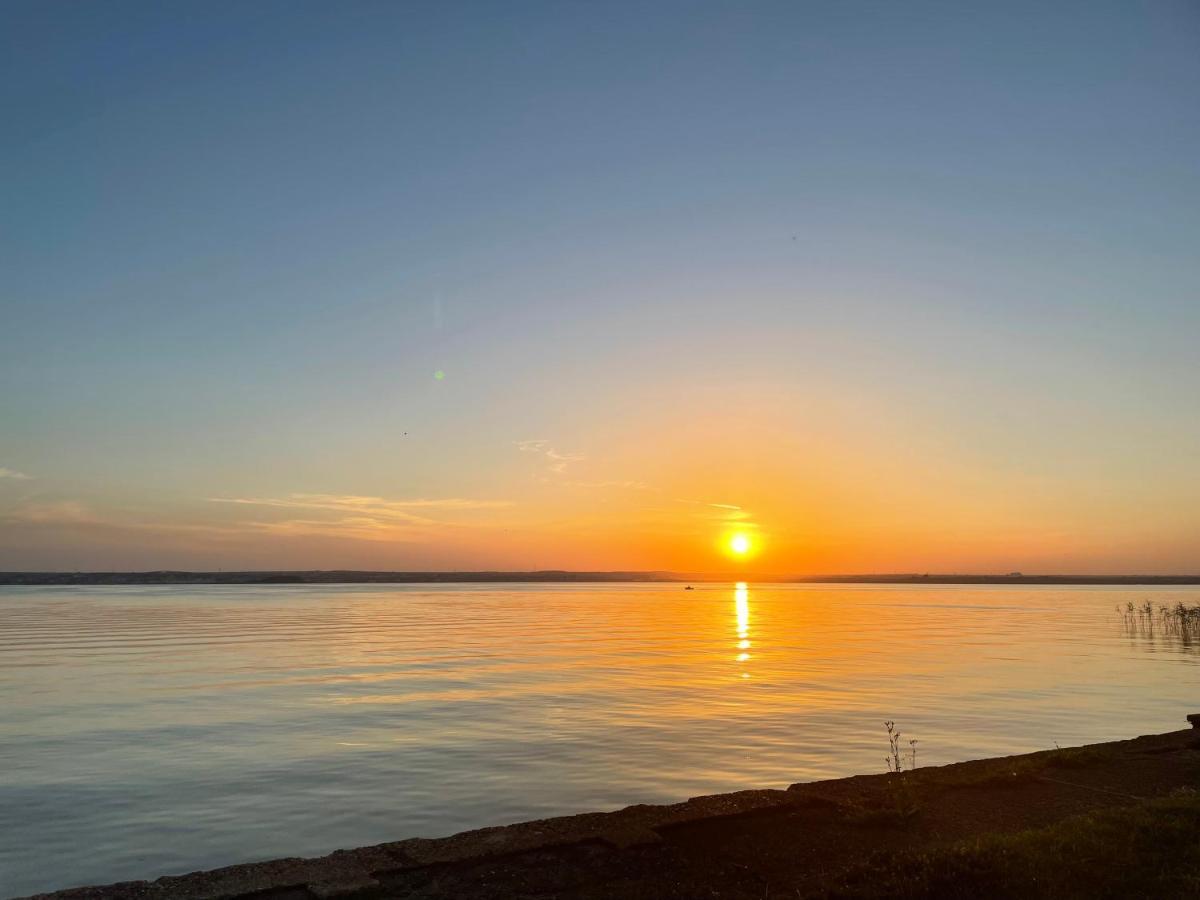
1, 583, 1196, 897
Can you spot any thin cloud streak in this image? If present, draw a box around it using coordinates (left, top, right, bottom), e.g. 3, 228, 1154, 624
516, 440, 586, 474
673, 497, 753, 524
5, 493, 513, 548
207, 493, 515, 543
6, 501, 93, 524
244, 517, 433, 543
210, 493, 512, 521
566, 480, 655, 491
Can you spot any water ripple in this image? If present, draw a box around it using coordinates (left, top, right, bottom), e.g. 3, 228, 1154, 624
1, 582, 1197, 897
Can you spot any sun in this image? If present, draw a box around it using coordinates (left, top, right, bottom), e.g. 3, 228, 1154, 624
729, 533, 752, 556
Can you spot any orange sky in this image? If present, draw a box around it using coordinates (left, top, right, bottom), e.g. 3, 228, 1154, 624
3, 4, 1199, 574
3, 383, 1197, 573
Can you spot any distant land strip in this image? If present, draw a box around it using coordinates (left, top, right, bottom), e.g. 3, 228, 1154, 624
2, 571, 1199, 585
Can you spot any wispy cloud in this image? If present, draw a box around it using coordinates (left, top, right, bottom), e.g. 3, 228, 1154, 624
244, 517, 420, 542
675, 498, 752, 523
211, 493, 510, 519
566, 479, 655, 491
2, 492, 515, 548
676, 498, 743, 511
0, 467, 32, 481
7, 500, 93, 523
515, 439, 586, 474
208, 493, 514, 542
2, 500, 284, 542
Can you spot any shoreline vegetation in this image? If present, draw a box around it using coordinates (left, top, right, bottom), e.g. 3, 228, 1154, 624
26, 723, 1200, 900
4, 571, 1200, 586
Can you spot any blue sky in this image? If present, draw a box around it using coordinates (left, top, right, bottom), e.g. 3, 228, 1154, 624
2, 1, 1198, 571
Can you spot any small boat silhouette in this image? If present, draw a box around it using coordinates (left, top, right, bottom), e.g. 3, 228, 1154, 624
684, 585, 694, 590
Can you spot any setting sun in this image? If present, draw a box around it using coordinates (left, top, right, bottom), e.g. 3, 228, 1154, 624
2, 6, 1197, 897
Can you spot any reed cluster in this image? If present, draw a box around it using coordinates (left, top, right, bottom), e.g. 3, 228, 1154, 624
1118, 600, 1200, 642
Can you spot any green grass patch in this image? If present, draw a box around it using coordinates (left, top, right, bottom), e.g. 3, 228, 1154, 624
937, 746, 1109, 791
817, 789, 1200, 899
841, 774, 923, 828
1043, 746, 1107, 769
937, 758, 1045, 789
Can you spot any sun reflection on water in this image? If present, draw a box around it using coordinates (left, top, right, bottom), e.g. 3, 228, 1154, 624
734, 582, 751, 678
3, 583, 1198, 898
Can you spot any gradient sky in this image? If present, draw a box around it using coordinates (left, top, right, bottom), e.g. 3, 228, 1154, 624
2, 1, 1198, 573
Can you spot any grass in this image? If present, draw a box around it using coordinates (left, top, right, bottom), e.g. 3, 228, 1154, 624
940, 759, 1045, 789
817, 789, 1200, 899
843, 722, 924, 826
847, 721, 1119, 835
1044, 746, 1106, 769
842, 779, 922, 828
933, 744, 1108, 792
850, 721, 1110, 827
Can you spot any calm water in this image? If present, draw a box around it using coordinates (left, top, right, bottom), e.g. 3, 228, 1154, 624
1, 582, 1197, 897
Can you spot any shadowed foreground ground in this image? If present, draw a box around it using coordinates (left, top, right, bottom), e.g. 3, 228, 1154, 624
30, 725, 1200, 900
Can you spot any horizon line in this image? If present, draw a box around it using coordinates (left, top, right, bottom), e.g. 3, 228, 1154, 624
3, 570, 1199, 585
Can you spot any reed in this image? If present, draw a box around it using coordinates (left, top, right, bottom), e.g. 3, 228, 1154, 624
1118, 600, 1200, 644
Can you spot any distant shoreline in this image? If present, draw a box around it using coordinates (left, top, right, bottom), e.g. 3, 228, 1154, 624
3, 571, 1199, 586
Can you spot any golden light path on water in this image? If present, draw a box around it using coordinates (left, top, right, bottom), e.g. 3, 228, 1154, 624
1, 582, 1198, 897
735, 582, 751, 675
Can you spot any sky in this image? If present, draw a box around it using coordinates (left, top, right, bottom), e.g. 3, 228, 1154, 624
2, 1, 1198, 574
